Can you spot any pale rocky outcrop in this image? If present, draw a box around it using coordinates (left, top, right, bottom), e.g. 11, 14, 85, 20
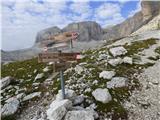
108, 57, 123, 66
92, 88, 112, 103
109, 47, 127, 57
107, 77, 129, 89
1, 98, 20, 117
99, 71, 116, 80
123, 57, 133, 64
46, 99, 72, 120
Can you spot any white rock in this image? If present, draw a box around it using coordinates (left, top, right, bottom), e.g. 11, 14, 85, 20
16, 93, 25, 100
47, 99, 72, 120
43, 67, 50, 72
1, 98, 20, 116
22, 92, 41, 101
109, 46, 127, 57
123, 57, 133, 64
73, 95, 84, 105
75, 65, 83, 75
64, 110, 94, 120
92, 88, 112, 103
107, 77, 128, 89
56, 89, 76, 101
98, 54, 108, 61
92, 80, 98, 85
35, 73, 44, 80
1, 76, 13, 89
108, 57, 123, 66
84, 88, 91, 93
99, 71, 116, 79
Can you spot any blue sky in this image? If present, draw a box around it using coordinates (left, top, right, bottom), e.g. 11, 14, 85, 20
1, 0, 140, 51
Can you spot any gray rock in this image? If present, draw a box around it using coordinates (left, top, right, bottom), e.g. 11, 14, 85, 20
73, 95, 84, 105
47, 99, 72, 120
108, 57, 123, 66
109, 47, 127, 57
63, 21, 103, 42
56, 89, 76, 101
107, 77, 129, 89
1, 98, 20, 117
99, 71, 116, 79
16, 93, 25, 100
123, 57, 133, 64
74, 65, 84, 75
22, 92, 41, 101
1, 76, 13, 89
64, 110, 94, 120
92, 88, 112, 103
36, 26, 61, 43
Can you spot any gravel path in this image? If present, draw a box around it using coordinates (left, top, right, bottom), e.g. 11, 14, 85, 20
124, 60, 160, 120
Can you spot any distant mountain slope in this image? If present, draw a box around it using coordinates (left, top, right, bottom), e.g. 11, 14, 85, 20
103, 1, 160, 41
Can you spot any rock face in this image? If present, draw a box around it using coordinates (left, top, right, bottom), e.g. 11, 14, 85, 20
141, 1, 160, 21
1, 98, 20, 117
63, 21, 103, 42
64, 110, 94, 120
92, 88, 112, 103
36, 26, 61, 43
36, 21, 103, 44
103, 1, 160, 41
46, 99, 72, 120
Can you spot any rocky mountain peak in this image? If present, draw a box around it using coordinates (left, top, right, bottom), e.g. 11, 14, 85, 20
141, 0, 160, 21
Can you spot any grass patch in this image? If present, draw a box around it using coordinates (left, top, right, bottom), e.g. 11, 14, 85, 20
124, 38, 157, 56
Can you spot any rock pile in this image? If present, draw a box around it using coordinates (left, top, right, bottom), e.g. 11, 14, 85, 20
46, 89, 98, 120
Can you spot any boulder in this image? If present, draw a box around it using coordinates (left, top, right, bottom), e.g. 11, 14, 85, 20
73, 95, 84, 105
123, 57, 133, 64
22, 92, 41, 101
47, 99, 72, 120
108, 57, 123, 66
56, 89, 76, 101
1, 98, 20, 117
109, 47, 127, 57
35, 73, 44, 80
107, 77, 128, 89
99, 71, 116, 79
92, 88, 112, 103
1, 76, 13, 89
64, 110, 94, 120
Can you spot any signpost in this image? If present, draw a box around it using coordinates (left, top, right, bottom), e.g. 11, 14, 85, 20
38, 31, 81, 99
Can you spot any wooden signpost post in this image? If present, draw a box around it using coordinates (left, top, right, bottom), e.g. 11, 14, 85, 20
38, 32, 81, 99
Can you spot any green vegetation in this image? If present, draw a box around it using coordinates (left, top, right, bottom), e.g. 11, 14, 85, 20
124, 38, 157, 56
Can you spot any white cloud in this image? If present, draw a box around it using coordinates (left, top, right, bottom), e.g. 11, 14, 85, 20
94, 3, 125, 27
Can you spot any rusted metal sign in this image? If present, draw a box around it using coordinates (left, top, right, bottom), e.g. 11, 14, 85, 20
38, 52, 80, 63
